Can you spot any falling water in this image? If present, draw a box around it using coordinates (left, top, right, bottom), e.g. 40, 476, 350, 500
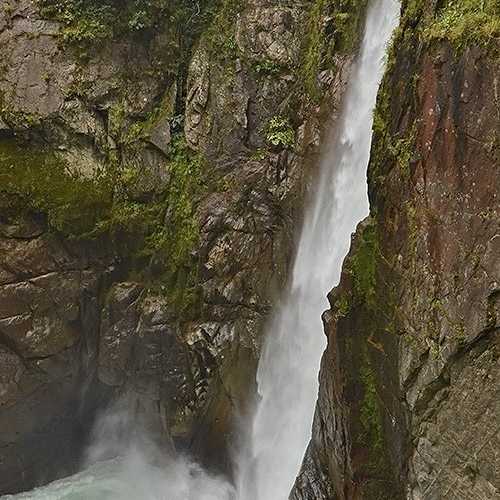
2, 1, 399, 498
236, 1, 400, 498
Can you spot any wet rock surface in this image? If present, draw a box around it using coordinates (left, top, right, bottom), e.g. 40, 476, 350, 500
0, 216, 109, 493
0, 0, 359, 493
291, 4, 500, 499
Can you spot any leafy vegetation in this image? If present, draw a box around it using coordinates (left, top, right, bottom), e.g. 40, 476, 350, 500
254, 59, 283, 76
334, 294, 351, 317
265, 116, 295, 149
37, 0, 220, 46
424, 0, 500, 50
301, 0, 326, 100
203, 0, 243, 60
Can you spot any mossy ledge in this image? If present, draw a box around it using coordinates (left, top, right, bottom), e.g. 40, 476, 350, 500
0, 132, 210, 313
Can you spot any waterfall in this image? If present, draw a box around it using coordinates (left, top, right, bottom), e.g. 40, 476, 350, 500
236, 1, 400, 498
2, 1, 399, 499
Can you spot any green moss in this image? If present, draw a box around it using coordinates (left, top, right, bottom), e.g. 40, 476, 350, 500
388, 127, 417, 177
108, 101, 128, 140
94, 134, 206, 292
253, 59, 283, 76
302, 0, 327, 101
0, 104, 41, 130
204, 0, 243, 60
369, 15, 420, 195
0, 133, 209, 314
0, 137, 112, 235
122, 88, 175, 145
249, 148, 270, 161
146, 137, 203, 268
359, 352, 384, 458
301, 0, 368, 101
424, 0, 500, 50
395, 0, 499, 52
36, 0, 220, 73
334, 294, 351, 317
38, 0, 173, 41
348, 219, 378, 307
356, 344, 396, 499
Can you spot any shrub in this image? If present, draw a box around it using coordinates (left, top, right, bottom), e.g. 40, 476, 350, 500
265, 116, 295, 149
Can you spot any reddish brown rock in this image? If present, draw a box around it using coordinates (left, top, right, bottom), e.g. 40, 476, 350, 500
291, 6, 500, 500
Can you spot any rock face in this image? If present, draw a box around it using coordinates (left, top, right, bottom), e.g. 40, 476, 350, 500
0, 0, 365, 493
291, 2, 500, 499
0, 217, 109, 493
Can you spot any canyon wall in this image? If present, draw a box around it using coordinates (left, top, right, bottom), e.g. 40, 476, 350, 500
0, 0, 367, 493
291, 1, 499, 499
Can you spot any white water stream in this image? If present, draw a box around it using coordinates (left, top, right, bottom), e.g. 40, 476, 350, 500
3, 1, 399, 498
236, 1, 399, 498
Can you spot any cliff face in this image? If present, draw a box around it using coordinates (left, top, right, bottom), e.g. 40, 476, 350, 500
0, 0, 366, 493
292, 1, 499, 499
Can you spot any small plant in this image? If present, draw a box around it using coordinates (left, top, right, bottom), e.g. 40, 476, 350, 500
127, 8, 151, 31
254, 59, 282, 75
38, 0, 115, 43
265, 116, 295, 149
335, 295, 351, 318
250, 148, 269, 161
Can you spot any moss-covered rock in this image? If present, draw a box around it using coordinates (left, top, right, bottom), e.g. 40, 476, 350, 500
0, 0, 377, 492
0, 136, 112, 235
292, 0, 500, 498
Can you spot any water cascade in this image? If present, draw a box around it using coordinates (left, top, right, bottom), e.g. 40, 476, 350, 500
236, 1, 400, 498
2, 1, 399, 498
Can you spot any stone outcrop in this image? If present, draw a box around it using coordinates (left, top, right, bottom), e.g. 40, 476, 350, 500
0, 216, 109, 493
0, 0, 365, 493
291, 2, 500, 499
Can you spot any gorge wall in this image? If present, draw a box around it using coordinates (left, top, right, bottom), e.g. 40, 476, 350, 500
0, 0, 368, 494
1, 0, 498, 498
291, 0, 500, 499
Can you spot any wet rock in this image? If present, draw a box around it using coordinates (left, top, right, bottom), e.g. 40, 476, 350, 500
0, 223, 107, 493
0, 346, 25, 405
148, 115, 172, 155
291, 8, 500, 500
0, 0, 360, 492
98, 282, 144, 387
235, 6, 301, 67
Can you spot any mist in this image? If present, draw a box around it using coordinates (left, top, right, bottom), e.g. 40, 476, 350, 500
4, 400, 235, 500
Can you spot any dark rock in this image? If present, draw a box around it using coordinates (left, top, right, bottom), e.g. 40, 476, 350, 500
0, 0, 361, 493
291, 7, 500, 500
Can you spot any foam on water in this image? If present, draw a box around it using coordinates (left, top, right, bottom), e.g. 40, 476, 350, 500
2, 457, 234, 500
